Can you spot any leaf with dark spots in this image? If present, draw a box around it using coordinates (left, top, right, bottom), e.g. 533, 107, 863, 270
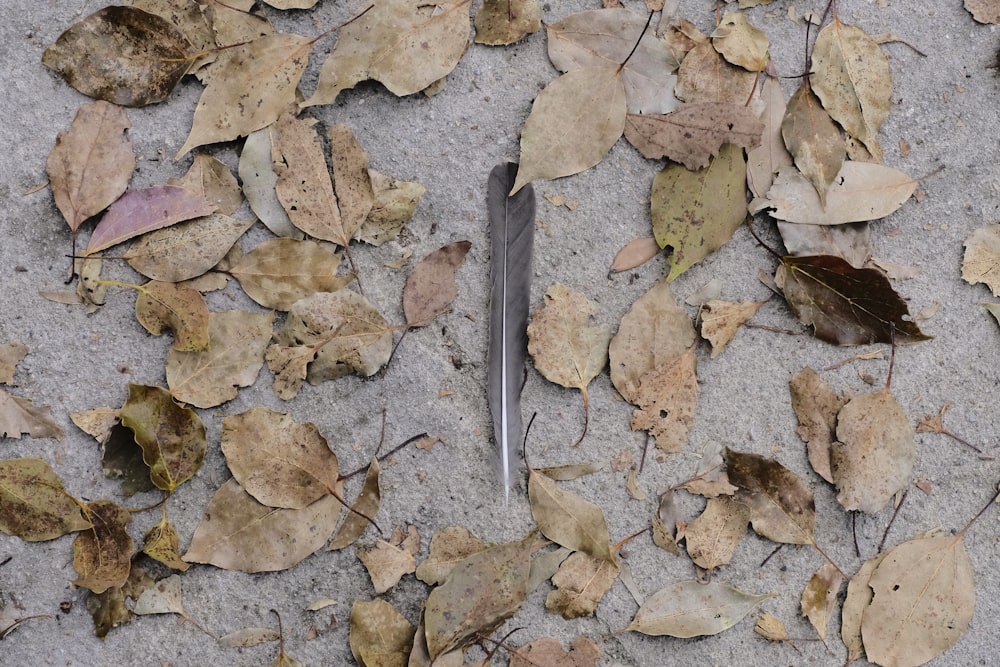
72, 500, 133, 594
724, 449, 815, 545
0, 458, 91, 541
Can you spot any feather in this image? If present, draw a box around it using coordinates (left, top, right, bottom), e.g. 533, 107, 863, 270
487, 162, 536, 502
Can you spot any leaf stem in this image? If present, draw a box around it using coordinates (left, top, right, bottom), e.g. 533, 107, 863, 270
809, 539, 845, 578
617, 11, 654, 74
612, 526, 650, 554
339, 432, 429, 481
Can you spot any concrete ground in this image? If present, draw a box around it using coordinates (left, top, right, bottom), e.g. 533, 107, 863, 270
1, 0, 999, 665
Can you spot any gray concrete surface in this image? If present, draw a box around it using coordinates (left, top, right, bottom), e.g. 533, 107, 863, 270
1, 1, 999, 665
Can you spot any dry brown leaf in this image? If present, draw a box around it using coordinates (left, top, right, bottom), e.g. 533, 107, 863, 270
711, 11, 769, 71
528, 469, 613, 563
169, 154, 243, 216
725, 449, 815, 545
238, 126, 299, 239
754, 612, 789, 642
0, 390, 64, 441
831, 387, 915, 514
86, 586, 132, 638
546, 8, 679, 115
221, 407, 339, 509
0, 458, 91, 541
230, 238, 351, 311
177, 33, 314, 156
700, 300, 764, 358
962, 224, 1000, 295
841, 549, 888, 663
751, 163, 916, 225
510, 636, 600, 667
328, 458, 381, 551
810, 16, 891, 159
219, 627, 281, 648
527, 284, 611, 444
626, 580, 775, 637
357, 170, 426, 245
474, 0, 542, 45
166, 310, 274, 408
513, 66, 627, 194
546, 551, 620, 619
134, 281, 210, 352
142, 512, 189, 571
674, 41, 756, 105
0, 343, 28, 385
330, 124, 374, 243
652, 490, 682, 556
46, 101, 134, 241
801, 563, 843, 640
125, 213, 253, 283
747, 76, 793, 199
133, 0, 214, 57
73, 500, 133, 594
305, 0, 472, 106
862, 533, 975, 667
684, 495, 750, 572
609, 237, 659, 273
183, 478, 342, 572
349, 599, 414, 667
415, 526, 491, 585
788, 367, 846, 483
781, 79, 844, 207
777, 220, 871, 267
627, 346, 698, 454
609, 279, 695, 401
966, 0, 1000, 23
624, 103, 763, 170
358, 541, 416, 594
403, 241, 472, 327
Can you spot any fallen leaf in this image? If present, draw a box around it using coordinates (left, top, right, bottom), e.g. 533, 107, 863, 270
229, 238, 351, 311
777, 220, 871, 267
754, 612, 789, 642
962, 223, 1000, 295
626, 580, 775, 637
652, 490, 682, 556
42, 7, 192, 106
512, 66, 627, 194
238, 126, 301, 239
46, 101, 134, 244
627, 346, 698, 453
177, 32, 314, 156
168, 154, 243, 216
86, 586, 131, 638
125, 214, 253, 283
684, 495, 750, 572
358, 540, 416, 594
546, 550, 620, 619
328, 458, 381, 551
966, 0, 1000, 23
0, 458, 91, 541
403, 241, 472, 327
528, 469, 613, 563
134, 281, 210, 352
861, 533, 975, 667
85, 185, 215, 255
651, 143, 747, 281
305, 0, 472, 106
474, 0, 542, 45
779, 254, 930, 345
788, 367, 846, 483
711, 11, 769, 71
781, 79, 844, 207
133, 574, 186, 617
510, 636, 600, 667
624, 103, 763, 169
0, 390, 64, 441
674, 41, 757, 105
609, 279, 695, 400
423, 532, 535, 659
831, 387, 915, 513
84, 418, 156, 497
119, 384, 207, 492
625, 468, 647, 500
683, 445, 738, 497
725, 449, 815, 545
166, 310, 274, 408
801, 563, 843, 640
330, 123, 375, 244
267, 291, 392, 398
184, 478, 342, 572
841, 550, 888, 663
222, 407, 339, 509
133, 0, 215, 61
142, 512, 189, 571
747, 75, 793, 198
700, 300, 764, 358
73, 500, 133, 594
349, 599, 414, 667
357, 170, 426, 245
75, 254, 107, 311
751, 163, 916, 224
685, 279, 723, 307
0, 343, 27, 385
546, 8, 679, 114
415, 526, 491, 585
218, 627, 281, 648
810, 15, 891, 159
527, 284, 611, 445
609, 236, 659, 273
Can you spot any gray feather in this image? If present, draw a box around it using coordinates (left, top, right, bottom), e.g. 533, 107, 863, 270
487, 163, 535, 502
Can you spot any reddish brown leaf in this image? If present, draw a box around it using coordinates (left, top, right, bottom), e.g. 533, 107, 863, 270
85, 186, 215, 255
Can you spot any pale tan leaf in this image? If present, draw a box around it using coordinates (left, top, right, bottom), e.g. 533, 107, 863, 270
169, 154, 243, 216
2, 343, 29, 383
652, 490, 682, 556
609, 237, 659, 273
683, 446, 738, 498
700, 300, 764, 358
177, 33, 314, 157
747, 76, 793, 198
330, 124, 374, 243
842, 551, 888, 663
684, 495, 750, 572
218, 627, 280, 648
545, 551, 620, 619
239, 126, 300, 239
674, 41, 756, 105
0, 390, 64, 441
85, 186, 215, 255
183, 478, 342, 572
221, 407, 339, 509
512, 66, 627, 194
133, 574, 186, 616
349, 599, 414, 667
356, 170, 425, 245
788, 367, 846, 483
166, 310, 274, 408
125, 214, 253, 283
776, 220, 871, 267
474, 0, 541, 45
751, 162, 916, 224
801, 563, 843, 640
810, 16, 891, 159
626, 580, 775, 637
962, 224, 1000, 296
528, 469, 613, 563
230, 238, 350, 311
415, 526, 491, 585
358, 540, 416, 594
627, 346, 698, 453
966, 0, 1000, 23
305, 0, 472, 106
862, 534, 975, 667
510, 636, 600, 667
711, 11, 768, 71
754, 612, 789, 642
403, 241, 472, 327
780, 80, 844, 207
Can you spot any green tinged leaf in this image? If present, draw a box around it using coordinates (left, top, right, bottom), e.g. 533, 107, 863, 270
72, 500, 133, 594
0, 458, 91, 541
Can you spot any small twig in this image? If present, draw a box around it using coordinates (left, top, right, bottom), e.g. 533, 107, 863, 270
612, 526, 651, 554
878, 491, 907, 553
638, 432, 650, 474
744, 323, 803, 336
339, 432, 428, 481
852, 512, 861, 559
760, 544, 783, 568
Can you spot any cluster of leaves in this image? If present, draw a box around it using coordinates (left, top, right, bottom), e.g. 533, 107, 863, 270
3, 0, 996, 665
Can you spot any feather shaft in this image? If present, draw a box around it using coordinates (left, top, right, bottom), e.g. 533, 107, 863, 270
487, 163, 535, 502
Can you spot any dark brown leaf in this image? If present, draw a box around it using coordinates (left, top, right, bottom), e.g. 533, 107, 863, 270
624, 104, 763, 170
724, 449, 815, 545
72, 500, 133, 594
